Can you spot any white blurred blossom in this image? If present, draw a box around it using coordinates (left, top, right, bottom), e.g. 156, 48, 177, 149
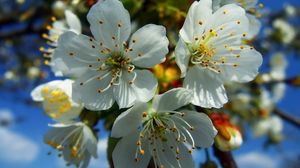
252, 116, 283, 137
284, 3, 297, 17
27, 67, 40, 79
273, 19, 296, 44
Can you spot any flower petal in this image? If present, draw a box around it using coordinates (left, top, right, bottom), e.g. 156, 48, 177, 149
111, 102, 147, 138
181, 110, 217, 147
53, 31, 104, 76
177, 141, 195, 168
207, 4, 249, 47
73, 70, 115, 110
128, 24, 168, 68
82, 125, 98, 157
184, 66, 228, 108
179, 0, 212, 42
65, 10, 82, 34
175, 38, 191, 78
217, 47, 263, 82
113, 70, 137, 108
87, 0, 131, 49
112, 131, 151, 168
153, 88, 193, 112
131, 70, 158, 102
246, 14, 261, 39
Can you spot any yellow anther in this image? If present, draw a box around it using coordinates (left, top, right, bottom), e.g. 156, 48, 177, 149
39, 47, 44, 52
49, 113, 58, 118
42, 33, 48, 39
46, 25, 52, 31
142, 112, 148, 118
42, 86, 49, 94
139, 149, 145, 155
51, 16, 56, 22
56, 145, 62, 150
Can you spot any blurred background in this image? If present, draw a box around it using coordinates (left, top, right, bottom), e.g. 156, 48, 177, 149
0, 0, 300, 168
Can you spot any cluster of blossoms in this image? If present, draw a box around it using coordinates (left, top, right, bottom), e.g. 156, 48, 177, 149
31, 0, 263, 167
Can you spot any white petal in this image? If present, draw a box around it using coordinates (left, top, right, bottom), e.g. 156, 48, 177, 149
65, 10, 82, 34
128, 24, 168, 68
153, 88, 193, 112
181, 110, 217, 147
53, 31, 104, 76
217, 47, 263, 82
269, 116, 283, 134
112, 131, 151, 168
179, 0, 212, 42
184, 66, 228, 108
113, 70, 137, 108
160, 135, 181, 167
212, 0, 221, 11
272, 83, 286, 103
246, 14, 261, 39
131, 70, 158, 102
207, 4, 249, 46
82, 125, 98, 157
87, 0, 131, 49
73, 70, 115, 111
177, 141, 195, 168
175, 38, 190, 78
111, 102, 147, 138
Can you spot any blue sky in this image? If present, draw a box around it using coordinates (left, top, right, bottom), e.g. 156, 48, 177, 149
0, 0, 300, 168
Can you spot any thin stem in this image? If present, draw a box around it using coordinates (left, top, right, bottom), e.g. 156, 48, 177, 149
274, 108, 300, 129
213, 146, 238, 168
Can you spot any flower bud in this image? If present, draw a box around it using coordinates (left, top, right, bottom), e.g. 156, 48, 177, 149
210, 113, 243, 151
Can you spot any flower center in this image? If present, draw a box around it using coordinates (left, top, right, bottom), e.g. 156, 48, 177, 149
92, 52, 136, 93
105, 52, 130, 69
133, 111, 196, 166
187, 30, 223, 73
42, 86, 72, 118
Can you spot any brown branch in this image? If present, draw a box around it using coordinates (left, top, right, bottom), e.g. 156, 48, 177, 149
213, 146, 238, 168
274, 108, 300, 129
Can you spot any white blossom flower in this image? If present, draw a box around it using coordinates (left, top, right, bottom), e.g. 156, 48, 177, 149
269, 52, 287, 81
27, 66, 40, 79
258, 88, 273, 114
41, 10, 81, 76
31, 79, 83, 123
175, 0, 262, 108
53, 0, 169, 110
252, 116, 283, 137
273, 19, 296, 44
44, 122, 98, 168
111, 88, 217, 168
284, 3, 297, 17
213, 0, 262, 38
265, 53, 287, 103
